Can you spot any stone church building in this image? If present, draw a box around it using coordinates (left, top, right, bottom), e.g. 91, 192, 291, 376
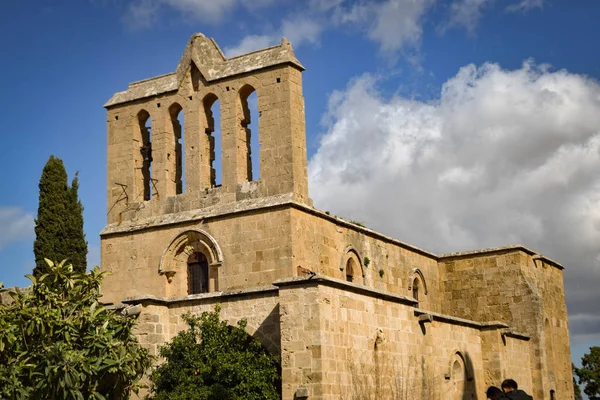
101, 33, 573, 399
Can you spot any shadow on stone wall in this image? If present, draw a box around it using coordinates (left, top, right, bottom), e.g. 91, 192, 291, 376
252, 303, 281, 356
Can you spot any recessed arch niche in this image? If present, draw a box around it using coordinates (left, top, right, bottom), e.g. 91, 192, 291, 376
159, 229, 223, 296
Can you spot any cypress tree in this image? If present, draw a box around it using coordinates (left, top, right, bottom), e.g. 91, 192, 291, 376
67, 173, 87, 273
33, 156, 88, 276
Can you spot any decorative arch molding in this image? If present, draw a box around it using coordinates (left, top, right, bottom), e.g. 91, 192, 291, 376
339, 245, 364, 275
444, 350, 474, 381
407, 267, 428, 295
159, 229, 223, 282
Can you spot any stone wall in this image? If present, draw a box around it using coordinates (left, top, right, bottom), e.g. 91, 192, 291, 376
289, 207, 441, 312
276, 276, 495, 400
100, 205, 294, 304
439, 248, 573, 399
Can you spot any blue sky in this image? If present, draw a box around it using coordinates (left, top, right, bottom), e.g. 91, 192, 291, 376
1, 0, 600, 368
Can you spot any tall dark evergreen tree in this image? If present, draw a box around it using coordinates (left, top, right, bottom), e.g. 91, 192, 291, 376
33, 156, 87, 276
67, 172, 87, 272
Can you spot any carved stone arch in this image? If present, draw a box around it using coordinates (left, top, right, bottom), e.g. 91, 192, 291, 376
444, 350, 474, 381
407, 267, 428, 295
159, 229, 223, 295
340, 245, 365, 284
237, 76, 261, 96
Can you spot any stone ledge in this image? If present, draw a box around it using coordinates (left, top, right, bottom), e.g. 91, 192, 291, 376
273, 275, 418, 306
100, 193, 295, 236
414, 308, 509, 330
120, 285, 278, 305
502, 328, 531, 341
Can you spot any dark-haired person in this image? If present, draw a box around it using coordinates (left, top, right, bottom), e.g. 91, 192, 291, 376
501, 379, 533, 400
486, 386, 504, 400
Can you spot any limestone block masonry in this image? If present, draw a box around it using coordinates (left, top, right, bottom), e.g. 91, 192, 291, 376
101, 33, 574, 399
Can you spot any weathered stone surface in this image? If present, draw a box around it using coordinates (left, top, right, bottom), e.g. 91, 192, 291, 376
100, 33, 574, 400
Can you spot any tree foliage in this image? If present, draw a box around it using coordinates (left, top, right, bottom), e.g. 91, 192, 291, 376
150, 305, 281, 400
573, 363, 584, 400
575, 346, 600, 399
0, 259, 150, 400
34, 156, 87, 275
66, 172, 88, 272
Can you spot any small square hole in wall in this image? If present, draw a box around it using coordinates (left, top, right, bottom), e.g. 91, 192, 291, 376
276, 77, 281, 83
226, 86, 230, 91
115, 116, 119, 120
188, 96, 193, 100
157, 103, 161, 108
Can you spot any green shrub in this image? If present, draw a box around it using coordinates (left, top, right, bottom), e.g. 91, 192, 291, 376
0, 259, 150, 400
150, 305, 281, 400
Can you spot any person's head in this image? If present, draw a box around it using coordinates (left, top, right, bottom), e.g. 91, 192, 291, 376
501, 379, 518, 392
486, 386, 503, 399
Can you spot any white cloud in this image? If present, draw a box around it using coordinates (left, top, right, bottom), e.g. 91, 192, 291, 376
224, 35, 277, 58
442, 0, 492, 33
309, 62, 600, 335
309, 0, 345, 12
224, 16, 324, 58
125, 0, 274, 27
507, 0, 544, 12
443, 0, 545, 32
282, 17, 323, 47
368, 0, 434, 53
334, 0, 434, 54
0, 207, 35, 250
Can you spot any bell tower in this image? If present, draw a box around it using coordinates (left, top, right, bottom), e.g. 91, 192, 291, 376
104, 34, 309, 225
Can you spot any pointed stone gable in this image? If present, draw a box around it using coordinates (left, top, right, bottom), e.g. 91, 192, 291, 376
104, 34, 303, 108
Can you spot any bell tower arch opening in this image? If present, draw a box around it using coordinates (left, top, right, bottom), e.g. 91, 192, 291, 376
136, 110, 153, 201
238, 84, 259, 182
169, 103, 185, 195
203, 93, 222, 187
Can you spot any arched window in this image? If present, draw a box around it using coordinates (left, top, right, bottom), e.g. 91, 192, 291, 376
550, 390, 555, 400
159, 229, 223, 297
346, 258, 356, 282
340, 248, 363, 285
452, 359, 465, 400
203, 94, 221, 187
408, 268, 428, 306
412, 277, 420, 302
188, 252, 209, 294
169, 103, 184, 194
238, 84, 259, 182
136, 110, 153, 201
445, 351, 474, 400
